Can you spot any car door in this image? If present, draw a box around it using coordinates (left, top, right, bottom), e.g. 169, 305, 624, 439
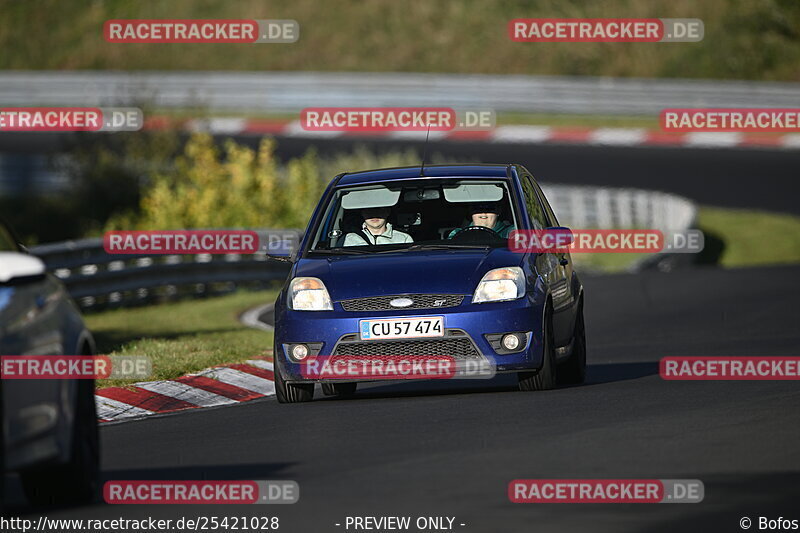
519, 174, 574, 347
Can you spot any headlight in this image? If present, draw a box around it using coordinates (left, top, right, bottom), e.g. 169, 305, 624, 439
289, 277, 333, 311
473, 267, 525, 303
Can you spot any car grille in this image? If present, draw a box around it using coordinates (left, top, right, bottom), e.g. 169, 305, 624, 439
340, 294, 464, 312
332, 330, 481, 360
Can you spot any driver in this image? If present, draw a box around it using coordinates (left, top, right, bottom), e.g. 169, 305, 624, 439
447, 202, 515, 239
344, 207, 414, 246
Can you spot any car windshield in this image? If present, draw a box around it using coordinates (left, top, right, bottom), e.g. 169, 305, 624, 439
308, 178, 519, 254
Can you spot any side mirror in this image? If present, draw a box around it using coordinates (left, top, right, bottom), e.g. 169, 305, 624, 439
260, 230, 299, 263
546, 226, 574, 246
265, 253, 294, 264
0, 252, 47, 283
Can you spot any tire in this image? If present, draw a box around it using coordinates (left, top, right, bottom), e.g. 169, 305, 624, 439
274, 353, 314, 403
322, 382, 357, 398
558, 300, 587, 385
518, 306, 557, 391
21, 379, 100, 506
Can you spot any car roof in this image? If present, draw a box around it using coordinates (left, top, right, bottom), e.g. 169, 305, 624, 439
335, 164, 513, 186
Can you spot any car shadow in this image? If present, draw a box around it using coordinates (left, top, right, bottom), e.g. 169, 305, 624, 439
579, 361, 660, 386
693, 227, 726, 266
324, 361, 660, 401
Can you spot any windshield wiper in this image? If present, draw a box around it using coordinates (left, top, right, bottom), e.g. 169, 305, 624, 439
309, 243, 493, 256
308, 248, 374, 255
330, 243, 491, 254
404, 243, 491, 251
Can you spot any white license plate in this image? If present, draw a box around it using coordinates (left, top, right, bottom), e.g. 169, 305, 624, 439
359, 316, 444, 340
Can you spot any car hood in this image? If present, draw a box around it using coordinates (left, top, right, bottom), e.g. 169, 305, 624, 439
293, 248, 525, 301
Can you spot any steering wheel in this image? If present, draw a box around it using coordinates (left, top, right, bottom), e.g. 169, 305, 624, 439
450, 225, 505, 243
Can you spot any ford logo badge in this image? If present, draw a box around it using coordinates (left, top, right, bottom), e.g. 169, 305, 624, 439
389, 297, 414, 308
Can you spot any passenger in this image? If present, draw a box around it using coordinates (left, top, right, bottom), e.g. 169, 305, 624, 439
448, 202, 515, 239
343, 207, 413, 246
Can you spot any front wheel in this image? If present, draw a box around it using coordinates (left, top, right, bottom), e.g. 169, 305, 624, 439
518, 307, 557, 391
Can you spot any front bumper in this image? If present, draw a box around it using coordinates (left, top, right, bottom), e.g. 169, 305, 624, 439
274, 294, 545, 382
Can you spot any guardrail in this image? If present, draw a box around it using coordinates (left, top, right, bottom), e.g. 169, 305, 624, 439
2, 71, 800, 115
30, 231, 300, 310
541, 184, 697, 273
29, 185, 696, 309
541, 184, 696, 232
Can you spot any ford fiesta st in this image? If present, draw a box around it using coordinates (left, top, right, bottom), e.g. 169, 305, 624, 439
271, 164, 586, 402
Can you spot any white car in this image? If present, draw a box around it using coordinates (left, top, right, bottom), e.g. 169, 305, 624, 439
1, 219, 99, 505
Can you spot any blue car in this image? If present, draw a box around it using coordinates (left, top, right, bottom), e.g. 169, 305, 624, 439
272, 164, 585, 402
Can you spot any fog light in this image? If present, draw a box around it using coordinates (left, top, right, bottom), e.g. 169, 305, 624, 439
501, 334, 521, 351
291, 344, 309, 361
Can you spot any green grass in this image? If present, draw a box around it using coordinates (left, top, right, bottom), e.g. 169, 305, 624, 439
496, 113, 660, 129
86, 290, 277, 388
1, 0, 798, 81
696, 207, 800, 268
571, 207, 800, 272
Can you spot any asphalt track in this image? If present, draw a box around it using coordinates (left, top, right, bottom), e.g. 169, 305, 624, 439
5, 264, 800, 532
2, 133, 800, 213
255, 136, 800, 215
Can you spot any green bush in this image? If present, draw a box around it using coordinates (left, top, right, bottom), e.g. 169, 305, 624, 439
106, 133, 438, 231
